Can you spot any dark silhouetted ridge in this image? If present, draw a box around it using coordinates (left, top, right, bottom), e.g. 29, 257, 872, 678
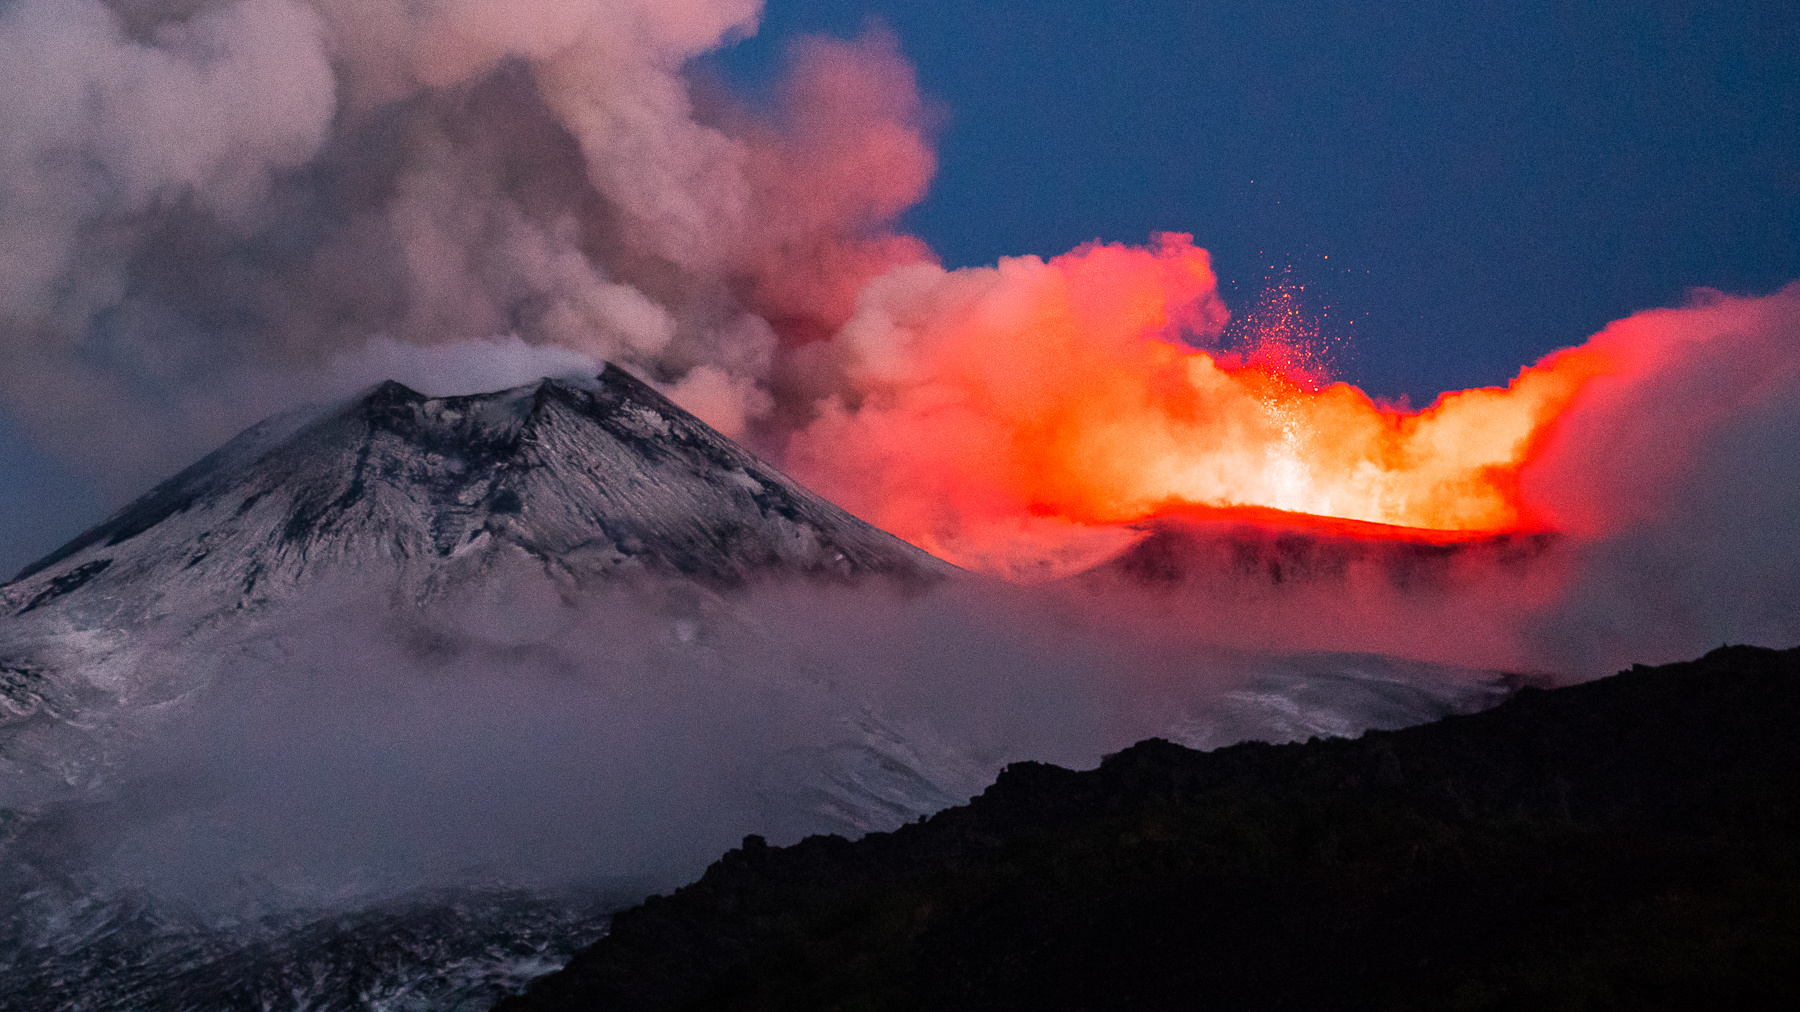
500, 645, 1800, 1011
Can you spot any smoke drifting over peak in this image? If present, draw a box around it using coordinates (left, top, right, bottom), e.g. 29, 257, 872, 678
0, 0, 932, 489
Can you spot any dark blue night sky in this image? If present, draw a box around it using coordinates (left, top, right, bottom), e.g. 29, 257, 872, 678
711, 0, 1798, 399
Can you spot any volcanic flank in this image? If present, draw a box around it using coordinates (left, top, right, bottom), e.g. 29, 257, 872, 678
4, 364, 949, 623
0, 362, 960, 817
0, 365, 983, 1008
0, 363, 947, 736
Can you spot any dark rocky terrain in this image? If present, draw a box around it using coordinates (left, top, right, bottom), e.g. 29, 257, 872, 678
501, 644, 1800, 1011
1080, 506, 1556, 592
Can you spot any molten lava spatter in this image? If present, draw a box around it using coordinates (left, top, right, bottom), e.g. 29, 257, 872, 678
1034, 337, 1612, 532
789, 234, 1618, 573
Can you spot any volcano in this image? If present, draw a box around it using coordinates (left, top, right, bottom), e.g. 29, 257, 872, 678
0, 364, 1530, 1011
4, 363, 949, 625
0, 365, 954, 776
0, 365, 986, 1009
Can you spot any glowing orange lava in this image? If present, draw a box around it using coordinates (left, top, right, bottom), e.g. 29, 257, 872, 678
792, 234, 1621, 571
1051, 337, 1616, 532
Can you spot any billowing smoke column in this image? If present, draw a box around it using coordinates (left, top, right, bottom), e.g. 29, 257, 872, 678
0, 0, 932, 487
0, 0, 1797, 672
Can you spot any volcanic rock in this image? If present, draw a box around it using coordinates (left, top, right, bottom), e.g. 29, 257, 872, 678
499, 644, 1800, 1011
1076, 506, 1556, 591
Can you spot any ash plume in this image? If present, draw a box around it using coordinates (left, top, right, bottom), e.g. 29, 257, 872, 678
0, 0, 933, 492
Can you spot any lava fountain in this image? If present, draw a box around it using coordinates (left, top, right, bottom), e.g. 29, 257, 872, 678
786, 233, 1619, 575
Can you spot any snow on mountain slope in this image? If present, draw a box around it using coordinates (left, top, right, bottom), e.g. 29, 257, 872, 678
3, 364, 947, 627
0, 365, 989, 1008
0, 367, 956, 786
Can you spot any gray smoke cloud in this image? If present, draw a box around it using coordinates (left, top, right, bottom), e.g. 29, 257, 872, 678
0, 0, 934, 495
1518, 284, 1800, 672
3, 569, 1507, 920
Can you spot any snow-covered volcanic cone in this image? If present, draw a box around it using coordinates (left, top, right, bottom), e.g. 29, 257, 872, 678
0, 367, 974, 1009
0, 365, 952, 779
3, 364, 945, 657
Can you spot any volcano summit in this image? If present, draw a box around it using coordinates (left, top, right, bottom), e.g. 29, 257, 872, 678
6, 364, 948, 625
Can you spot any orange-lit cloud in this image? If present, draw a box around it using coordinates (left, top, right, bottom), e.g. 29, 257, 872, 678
785, 233, 1618, 575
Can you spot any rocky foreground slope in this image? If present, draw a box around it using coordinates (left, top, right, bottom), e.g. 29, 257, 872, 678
501, 644, 1800, 1011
